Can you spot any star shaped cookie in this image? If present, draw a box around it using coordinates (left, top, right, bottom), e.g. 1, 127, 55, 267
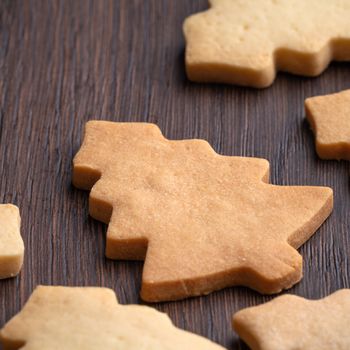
233, 289, 350, 350
306, 89, 350, 160
184, 0, 350, 87
0, 286, 225, 350
0, 204, 24, 279
73, 121, 333, 302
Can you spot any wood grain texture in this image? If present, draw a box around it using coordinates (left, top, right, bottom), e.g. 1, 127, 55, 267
0, 1, 349, 349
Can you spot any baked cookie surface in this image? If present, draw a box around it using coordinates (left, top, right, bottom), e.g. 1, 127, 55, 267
73, 121, 333, 302
0, 204, 24, 279
0, 286, 225, 350
306, 89, 350, 160
233, 289, 350, 350
184, 0, 350, 87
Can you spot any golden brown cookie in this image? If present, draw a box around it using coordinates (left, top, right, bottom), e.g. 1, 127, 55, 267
0, 204, 24, 279
183, 0, 350, 87
305, 89, 350, 160
0, 286, 225, 350
73, 121, 333, 302
233, 289, 350, 350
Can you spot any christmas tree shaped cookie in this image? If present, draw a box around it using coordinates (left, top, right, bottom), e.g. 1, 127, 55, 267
306, 89, 350, 160
73, 121, 333, 302
233, 289, 350, 350
0, 286, 224, 349
0, 204, 24, 279
184, 0, 350, 87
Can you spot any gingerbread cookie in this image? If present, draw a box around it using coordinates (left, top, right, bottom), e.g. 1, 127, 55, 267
73, 121, 333, 302
183, 0, 350, 87
0, 204, 24, 279
0, 286, 224, 349
305, 89, 350, 160
233, 289, 350, 350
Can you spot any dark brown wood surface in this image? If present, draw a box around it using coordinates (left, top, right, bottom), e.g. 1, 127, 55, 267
1, 1, 350, 348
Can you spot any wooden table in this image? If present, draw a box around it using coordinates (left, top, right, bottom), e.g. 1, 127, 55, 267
1, 1, 349, 349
